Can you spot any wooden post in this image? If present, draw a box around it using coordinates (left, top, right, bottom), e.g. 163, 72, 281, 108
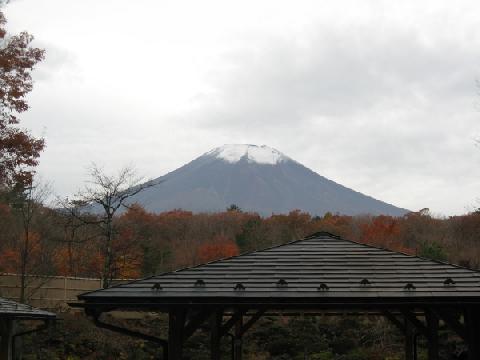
0, 319, 15, 360
210, 310, 222, 360
234, 315, 243, 360
466, 307, 480, 360
405, 319, 415, 360
47, 318, 56, 342
425, 310, 439, 360
168, 308, 185, 360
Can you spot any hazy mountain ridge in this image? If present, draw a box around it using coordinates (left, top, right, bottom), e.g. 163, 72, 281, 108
130, 144, 408, 216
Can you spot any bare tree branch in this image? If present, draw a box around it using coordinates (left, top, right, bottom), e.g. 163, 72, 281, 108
58, 163, 160, 288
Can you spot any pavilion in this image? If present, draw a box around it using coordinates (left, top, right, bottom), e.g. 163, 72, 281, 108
77, 232, 480, 359
0, 297, 56, 360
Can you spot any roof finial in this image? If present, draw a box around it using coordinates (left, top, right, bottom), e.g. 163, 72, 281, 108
318, 283, 329, 291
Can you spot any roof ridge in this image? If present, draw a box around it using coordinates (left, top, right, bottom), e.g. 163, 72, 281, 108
303, 231, 342, 240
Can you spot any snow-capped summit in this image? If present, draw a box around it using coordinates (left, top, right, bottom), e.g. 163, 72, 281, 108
127, 144, 409, 216
206, 144, 289, 165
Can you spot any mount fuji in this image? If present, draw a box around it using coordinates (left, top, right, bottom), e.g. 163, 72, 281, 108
132, 144, 408, 216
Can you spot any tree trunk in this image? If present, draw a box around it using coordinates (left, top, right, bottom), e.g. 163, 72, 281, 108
0, 319, 15, 360
20, 228, 29, 303
102, 213, 113, 288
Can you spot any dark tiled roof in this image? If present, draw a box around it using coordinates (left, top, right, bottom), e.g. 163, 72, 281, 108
0, 297, 56, 319
79, 233, 480, 303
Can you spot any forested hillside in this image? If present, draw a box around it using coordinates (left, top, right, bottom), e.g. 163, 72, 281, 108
1, 202, 479, 282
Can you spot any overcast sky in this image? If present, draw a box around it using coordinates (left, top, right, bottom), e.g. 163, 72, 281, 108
4, 0, 480, 216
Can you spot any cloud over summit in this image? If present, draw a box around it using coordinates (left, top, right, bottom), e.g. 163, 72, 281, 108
4, 0, 480, 215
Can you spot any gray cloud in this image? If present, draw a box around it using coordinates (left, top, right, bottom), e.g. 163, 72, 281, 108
181, 21, 480, 214
7, 0, 480, 216
194, 25, 478, 128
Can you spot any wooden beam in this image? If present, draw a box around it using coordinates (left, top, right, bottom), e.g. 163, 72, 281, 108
404, 320, 415, 360
383, 310, 419, 360
221, 309, 247, 337
400, 309, 428, 337
383, 310, 406, 334
465, 307, 480, 360
234, 314, 243, 360
94, 315, 167, 351
210, 310, 223, 360
183, 309, 213, 341
425, 310, 439, 360
0, 319, 15, 360
168, 308, 186, 360
239, 309, 266, 338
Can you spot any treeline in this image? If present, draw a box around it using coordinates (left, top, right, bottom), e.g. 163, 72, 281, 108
4, 201, 474, 359
2, 196, 480, 285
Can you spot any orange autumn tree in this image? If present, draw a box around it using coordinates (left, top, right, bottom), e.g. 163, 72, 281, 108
52, 243, 104, 278
311, 213, 355, 239
53, 222, 144, 279
198, 234, 239, 263
0, 10, 45, 186
0, 247, 19, 273
359, 215, 413, 254
163, 210, 198, 268
113, 226, 143, 279
119, 205, 165, 275
0, 231, 42, 273
52, 246, 78, 277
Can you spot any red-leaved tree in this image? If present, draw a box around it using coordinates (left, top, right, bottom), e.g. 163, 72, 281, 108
0, 10, 45, 187
198, 235, 239, 263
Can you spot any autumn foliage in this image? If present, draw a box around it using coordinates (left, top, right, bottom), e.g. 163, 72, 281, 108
0, 10, 45, 186
198, 235, 239, 263
52, 245, 104, 278
3, 199, 480, 281
0, 231, 42, 273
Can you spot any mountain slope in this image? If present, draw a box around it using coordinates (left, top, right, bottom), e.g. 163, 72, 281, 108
130, 144, 408, 216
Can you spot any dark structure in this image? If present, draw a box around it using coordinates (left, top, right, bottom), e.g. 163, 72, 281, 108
77, 232, 480, 359
0, 297, 55, 360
